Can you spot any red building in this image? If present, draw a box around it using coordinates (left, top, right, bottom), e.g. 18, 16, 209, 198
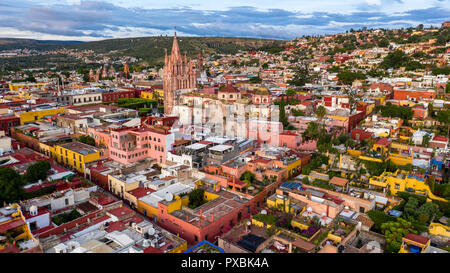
347, 110, 366, 132
101, 89, 139, 102
429, 136, 448, 149
0, 115, 20, 135
156, 184, 257, 245
85, 159, 115, 189
351, 128, 374, 141
393, 89, 435, 101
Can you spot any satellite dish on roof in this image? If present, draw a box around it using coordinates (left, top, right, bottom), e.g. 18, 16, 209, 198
246, 220, 251, 226
165, 192, 173, 202
261, 209, 267, 215
148, 228, 156, 236
307, 207, 313, 212
30, 206, 38, 216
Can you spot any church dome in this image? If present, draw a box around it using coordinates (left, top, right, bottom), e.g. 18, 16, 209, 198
254, 86, 270, 95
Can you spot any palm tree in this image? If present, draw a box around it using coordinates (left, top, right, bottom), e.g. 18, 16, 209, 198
316, 105, 326, 121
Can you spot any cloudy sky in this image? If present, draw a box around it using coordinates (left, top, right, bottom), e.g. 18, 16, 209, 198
0, 0, 448, 41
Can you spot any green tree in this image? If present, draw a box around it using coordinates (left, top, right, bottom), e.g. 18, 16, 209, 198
291, 109, 305, 116
436, 110, 450, 124
287, 65, 310, 87
240, 171, 256, 186
302, 122, 319, 141
249, 76, 262, 84
416, 202, 438, 222
405, 61, 425, 71
428, 104, 433, 118
286, 89, 296, 96
78, 135, 96, 146
24, 160, 51, 184
0, 167, 26, 204
367, 210, 396, 233
381, 218, 417, 253
422, 134, 431, 147
337, 70, 366, 85
380, 50, 410, 69
188, 188, 206, 209
377, 39, 389, 48
316, 105, 326, 121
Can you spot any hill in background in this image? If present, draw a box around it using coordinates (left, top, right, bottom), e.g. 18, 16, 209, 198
0, 36, 283, 69
69, 36, 282, 65
0, 38, 83, 51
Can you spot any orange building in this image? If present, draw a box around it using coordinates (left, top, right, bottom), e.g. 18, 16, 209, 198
393, 89, 435, 101
412, 104, 428, 119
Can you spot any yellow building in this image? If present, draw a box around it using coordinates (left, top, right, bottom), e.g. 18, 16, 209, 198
399, 233, 430, 253
16, 107, 66, 124
387, 153, 413, 166
267, 188, 306, 214
108, 173, 140, 200
44, 141, 99, 173
140, 90, 154, 100
137, 180, 216, 219
428, 223, 450, 237
369, 169, 448, 202
284, 157, 304, 178
9, 82, 47, 91
0, 204, 40, 252
137, 193, 190, 219
153, 88, 164, 99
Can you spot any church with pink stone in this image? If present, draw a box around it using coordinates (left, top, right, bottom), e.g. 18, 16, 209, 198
163, 32, 203, 115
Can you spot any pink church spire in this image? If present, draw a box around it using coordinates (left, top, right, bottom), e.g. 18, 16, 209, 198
171, 31, 181, 62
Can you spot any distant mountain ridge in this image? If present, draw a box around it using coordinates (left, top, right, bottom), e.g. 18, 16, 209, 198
0, 36, 283, 66
0, 38, 84, 50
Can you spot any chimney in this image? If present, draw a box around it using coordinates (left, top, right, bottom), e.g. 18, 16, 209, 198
186, 215, 189, 222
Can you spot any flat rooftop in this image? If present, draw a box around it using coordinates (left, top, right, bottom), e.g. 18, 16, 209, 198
59, 141, 97, 155
171, 185, 250, 228
209, 144, 233, 152
185, 143, 207, 150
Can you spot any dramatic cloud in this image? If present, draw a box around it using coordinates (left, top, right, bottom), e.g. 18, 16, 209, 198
0, 0, 448, 41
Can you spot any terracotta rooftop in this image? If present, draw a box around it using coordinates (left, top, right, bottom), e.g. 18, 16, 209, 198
220, 83, 240, 93
356, 214, 374, 228
376, 138, 392, 146
403, 233, 429, 246
329, 176, 348, 187
128, 187, 155, 199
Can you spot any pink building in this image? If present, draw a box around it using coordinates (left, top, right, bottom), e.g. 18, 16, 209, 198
247, 120, 283, 146
279, 130, 302, 149
109, 126, 175, 165
88, 126, 110, 147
